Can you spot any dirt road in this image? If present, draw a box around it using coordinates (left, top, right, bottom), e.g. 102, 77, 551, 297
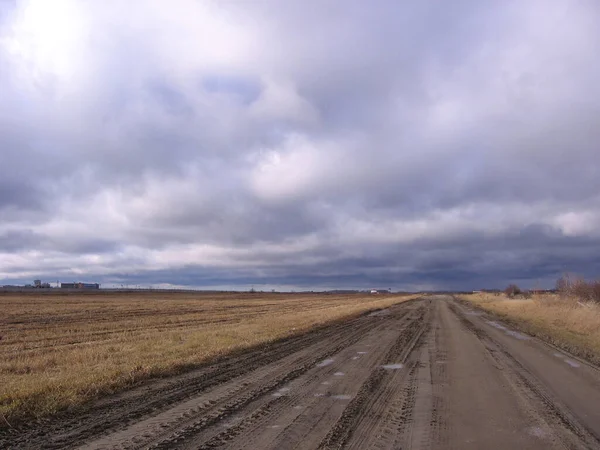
3, 296, 600, 449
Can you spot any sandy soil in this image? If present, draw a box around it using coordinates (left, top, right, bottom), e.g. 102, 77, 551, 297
2, 296, 600, 449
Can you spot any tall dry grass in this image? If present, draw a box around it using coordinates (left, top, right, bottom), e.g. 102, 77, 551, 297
0, 291, 416, 424
461, 292, 600, 364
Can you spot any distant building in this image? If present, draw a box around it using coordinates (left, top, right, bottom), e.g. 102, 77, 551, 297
61, 282, 100, 290
33, 280, 51, 288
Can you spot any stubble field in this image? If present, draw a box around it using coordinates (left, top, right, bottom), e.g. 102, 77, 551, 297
0, 291, 415, 425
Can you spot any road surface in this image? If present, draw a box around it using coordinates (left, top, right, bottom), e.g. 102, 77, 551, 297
3, 296, 600, 449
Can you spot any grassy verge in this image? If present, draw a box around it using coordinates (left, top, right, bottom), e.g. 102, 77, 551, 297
0, 292, 417, 425
459, 293, 600, 365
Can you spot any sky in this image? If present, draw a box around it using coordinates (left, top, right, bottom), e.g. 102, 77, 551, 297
1, 0, 600, 291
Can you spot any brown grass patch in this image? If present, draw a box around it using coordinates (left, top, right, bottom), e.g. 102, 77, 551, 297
0, 291, 416, 424
461, 292, 600, 364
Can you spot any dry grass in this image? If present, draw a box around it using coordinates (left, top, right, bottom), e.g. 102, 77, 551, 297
461, 292, 600, 364
0, 291, 416, 424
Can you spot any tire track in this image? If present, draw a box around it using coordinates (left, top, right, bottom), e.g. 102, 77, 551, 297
154, 306, 427, 449
318, 302, 431, 449
80, 322, 383, 449
428, 308, 450, 450
341, 300, 446, 450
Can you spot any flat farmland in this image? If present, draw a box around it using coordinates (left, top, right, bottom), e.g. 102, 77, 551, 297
0, 291, 415, 424
3, 295, 600, 449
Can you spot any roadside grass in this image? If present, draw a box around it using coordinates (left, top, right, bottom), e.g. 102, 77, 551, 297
0, 291, 416, 425
460, 292, 600, 365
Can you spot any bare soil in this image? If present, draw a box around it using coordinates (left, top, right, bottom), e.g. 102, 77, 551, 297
2, 296, 600, 449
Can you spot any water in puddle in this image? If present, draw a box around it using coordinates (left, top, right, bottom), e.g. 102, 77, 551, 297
221, 417, 242, 428
486, 320, 507, 331
487, 321, 530, 340
528, 426, 548, 438
552, 352, 580, 368
351, 356, 360, 360
272, 387, 291, 397
369, 309, 390, 317
321, 381, 332, 385
332, 394, 352, 400
334, 372, 345, 376
357, 351, 368, 354
317, 359, 335, 367
505, 330, 529, 340
382, 363, 404, 370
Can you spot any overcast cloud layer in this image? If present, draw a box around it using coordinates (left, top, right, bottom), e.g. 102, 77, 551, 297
1, 0, 600, 290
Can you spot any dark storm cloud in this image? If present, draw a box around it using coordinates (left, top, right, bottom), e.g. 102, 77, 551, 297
90, 227, 600, 291
1, 0, 600, 289
0, 180, 44, 212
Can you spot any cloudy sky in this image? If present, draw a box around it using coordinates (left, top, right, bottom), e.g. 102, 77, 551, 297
1, 0, 599, 291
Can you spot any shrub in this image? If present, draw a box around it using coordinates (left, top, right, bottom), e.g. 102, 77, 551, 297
556, 274, 600, 304
556, 273, 573, 296
505, 284, 521, 298
572, 279, 590, 301
574, 279, 600, 304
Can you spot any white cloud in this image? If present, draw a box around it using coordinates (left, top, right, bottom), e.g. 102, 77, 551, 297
251, 134, 350, 203
249, 78, 318, 124
553, 211, 600, 237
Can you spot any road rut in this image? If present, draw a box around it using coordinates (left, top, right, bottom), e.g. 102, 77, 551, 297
2, 296, 600, 449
